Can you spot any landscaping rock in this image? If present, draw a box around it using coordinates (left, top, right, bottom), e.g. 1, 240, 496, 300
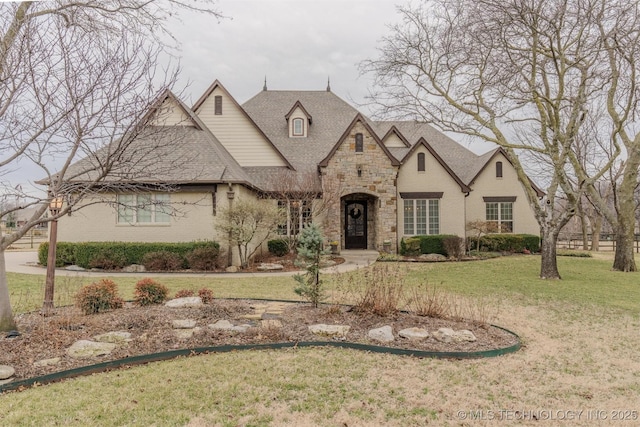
0, 378, 13, 386
174, 327, 201, 339
172, 319, 197, 329
225, 266, 239, 273
433, 327, 456, 343
33, 358, 61, 368
308, 324, 350, 338
122, 264, 146, 273
65, 265, 86, 271
257, 263, 284, 271
208, 320, 251, 333
261, 319, 283, 329
0, 365, 15, 380
93, 331, 132, 344
368, 325, 395, 343
454, 330, 477, 342
398, 327, 430, 340
165, 297, 203, 308
66, 340, 117, 359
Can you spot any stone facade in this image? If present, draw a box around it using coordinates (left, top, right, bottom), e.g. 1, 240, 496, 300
321, 120, 399, 252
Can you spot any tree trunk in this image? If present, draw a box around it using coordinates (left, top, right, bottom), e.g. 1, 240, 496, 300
612, 173, 638, 272
590, 215, 602, 251
0, 250, 18, 332
613, 221, 637, 272
578, 203, 589, 250
540, 227, 562, 280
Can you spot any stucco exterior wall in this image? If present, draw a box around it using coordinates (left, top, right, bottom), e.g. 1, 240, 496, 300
321, 121, 398, 252
466, 153, 540, 235
396, 145, 468, 241
195, 87, 286, 167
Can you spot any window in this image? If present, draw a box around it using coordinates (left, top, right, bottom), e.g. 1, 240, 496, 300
403, 199, 439, 235
417, 152, 425, 172
486, 201, 513, 232
355, 133, 363, 152
277, 200, 312, 236
292, 118, 304, 136
117, 193, 170, 224
214, 95, 222, 115
496, 161, 503, 178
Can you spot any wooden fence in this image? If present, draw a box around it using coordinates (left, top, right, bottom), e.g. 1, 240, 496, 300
4, 228, 48, 250
557, 233, 640, 253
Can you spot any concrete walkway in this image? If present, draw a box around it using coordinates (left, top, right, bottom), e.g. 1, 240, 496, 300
3, 249, 378, 278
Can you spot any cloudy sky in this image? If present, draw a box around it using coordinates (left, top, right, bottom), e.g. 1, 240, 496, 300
165, 0, 403, 107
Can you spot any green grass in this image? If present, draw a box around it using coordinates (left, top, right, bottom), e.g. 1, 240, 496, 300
2, 255, 639, 426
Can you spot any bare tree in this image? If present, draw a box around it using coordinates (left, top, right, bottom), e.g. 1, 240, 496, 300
362, 0, 617, 279
0, 1, 222, 332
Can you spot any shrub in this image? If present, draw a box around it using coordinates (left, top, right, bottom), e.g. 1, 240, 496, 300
198, 288, 215, 304
185, 246, 220, 270
399, 237, 421, 256
268, 239, 289, 257
134, 278, 169, 306
88, 251, 127, 270
38, 242, 77, 267
399, 235, 458, 256
467, 234, 540, 253
174, 289, 195, 298
141, 251, 183, 271
74, 279, 124, 315
442, 236, 465, 259
407, 283, 451, 319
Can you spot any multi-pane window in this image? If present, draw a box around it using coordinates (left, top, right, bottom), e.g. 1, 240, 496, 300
117, 194, 170, 224
277, 200, 312, 235
292, 118, 304, 136
486, 202, 513, 232
403, 199, 439, 235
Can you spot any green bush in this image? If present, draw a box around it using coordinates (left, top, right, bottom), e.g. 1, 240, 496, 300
88, 250, 127, 270
399, 235, 458, 256
399, 237, 421, 256
142, 251, 183, 271
467, 234, 540, 253
268, 239, 289, 257
134, 278, 169, 306
185, 246, 220, 270
38, 241, 219, 268
74, 279, 124, 315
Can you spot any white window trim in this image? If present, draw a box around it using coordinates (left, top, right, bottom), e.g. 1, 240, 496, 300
486, 201, 513, 233
277, 200, 312, 236
403, 198, 440, 236
291, 118, 305, 137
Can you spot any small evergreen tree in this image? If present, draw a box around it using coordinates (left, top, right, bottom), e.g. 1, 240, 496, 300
293, 223, 328, 308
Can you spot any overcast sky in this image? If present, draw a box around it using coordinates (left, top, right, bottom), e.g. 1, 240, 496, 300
166, 0, 403, 107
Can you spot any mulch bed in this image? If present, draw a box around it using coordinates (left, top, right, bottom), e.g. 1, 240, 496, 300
1, 299, 518, 383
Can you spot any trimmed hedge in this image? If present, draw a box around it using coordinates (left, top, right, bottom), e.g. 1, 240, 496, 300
467, 234, 540, 253
38, 241, 219, 269
399, 235, 459, 256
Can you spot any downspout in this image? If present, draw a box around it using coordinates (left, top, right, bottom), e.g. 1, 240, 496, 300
464, 190, 470, 255
226, 182, 235, 267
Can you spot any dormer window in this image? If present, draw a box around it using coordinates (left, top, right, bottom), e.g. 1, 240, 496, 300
292, 118, 304, 136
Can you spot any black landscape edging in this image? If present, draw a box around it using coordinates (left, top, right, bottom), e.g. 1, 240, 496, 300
0, 328, 521, 394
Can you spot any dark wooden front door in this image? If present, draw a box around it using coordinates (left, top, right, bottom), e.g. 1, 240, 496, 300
345, 201, 367, 249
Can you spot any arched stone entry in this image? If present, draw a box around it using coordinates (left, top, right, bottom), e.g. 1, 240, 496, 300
342, 193, 378, 249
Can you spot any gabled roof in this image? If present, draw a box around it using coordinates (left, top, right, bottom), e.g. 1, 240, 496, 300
469, 147, 545, 197
318, 114, 401, 167
193, 80, 294, 170
284, 101, 312, 124
139, 89, 203, 130
401, 138, 470, 192
381, 125, 410, 147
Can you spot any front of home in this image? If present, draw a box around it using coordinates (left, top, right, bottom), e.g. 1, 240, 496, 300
56, 80, 541, 265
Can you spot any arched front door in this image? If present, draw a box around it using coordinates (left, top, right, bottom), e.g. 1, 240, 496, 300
344, 201, 367, 249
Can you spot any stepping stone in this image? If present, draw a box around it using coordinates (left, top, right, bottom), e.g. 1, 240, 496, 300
368, 325, 395, 343
240, 313, 263, 320
257, 263, 284, 271
65, 265, 86, 271
165, 297, 203, 308
172, 319, 197, 329
433, 328, 455, 343
208, 320, 251, 332
33, 358, 61, 368
0, 365, 15, 380
93, 331, 132, 344
67, 340, 117, 359
454, 329, 477, 342
174, 327, 201, 339
308, 324, 350, 338
398, 327, 430, 340
122, 264, 146, 273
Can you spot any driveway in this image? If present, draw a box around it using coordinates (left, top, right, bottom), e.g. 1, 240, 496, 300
3, 249, 378, 278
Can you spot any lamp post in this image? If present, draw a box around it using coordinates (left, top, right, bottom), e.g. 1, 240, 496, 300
42, 197, 63, 314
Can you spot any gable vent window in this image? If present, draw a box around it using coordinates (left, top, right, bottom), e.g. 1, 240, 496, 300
496, 161, 503, 178
292, 118, 304, 136
417, 153, 426, 172
355, 133, 363, 152
214, 95, 222, 115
